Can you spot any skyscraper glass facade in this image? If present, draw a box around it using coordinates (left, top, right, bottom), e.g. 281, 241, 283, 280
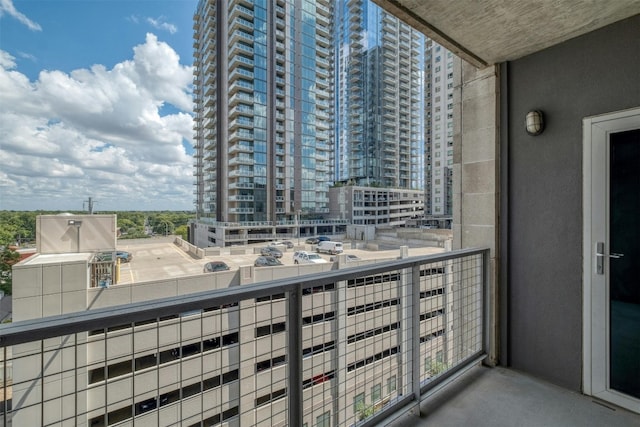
334, 0, 425, 190
193, 0, 333, 223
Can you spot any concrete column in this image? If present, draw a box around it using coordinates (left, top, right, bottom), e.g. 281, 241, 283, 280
452, 61, 500, 365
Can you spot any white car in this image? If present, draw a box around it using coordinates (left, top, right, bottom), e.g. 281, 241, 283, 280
316, 241, 343, 255
269, 241, 286, 248
293, 251, 328, 264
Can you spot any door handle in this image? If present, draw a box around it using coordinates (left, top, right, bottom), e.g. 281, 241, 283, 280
595, 242, 624, 274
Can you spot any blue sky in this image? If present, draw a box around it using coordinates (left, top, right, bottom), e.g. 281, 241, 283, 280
0, 0, 198, 211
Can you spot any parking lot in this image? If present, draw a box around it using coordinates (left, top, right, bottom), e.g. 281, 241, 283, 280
114, 237, 445, 285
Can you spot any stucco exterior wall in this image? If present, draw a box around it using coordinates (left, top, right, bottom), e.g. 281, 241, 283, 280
506, 15, 640, 391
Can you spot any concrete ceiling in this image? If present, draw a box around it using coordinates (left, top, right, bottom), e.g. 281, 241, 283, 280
372, 0, 640, 68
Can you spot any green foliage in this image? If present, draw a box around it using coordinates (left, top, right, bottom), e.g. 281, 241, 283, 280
0, 210, 43, 246
427, 360, 449, 377
174, 225, 188, 240
355, 402, 376, 421
0, 210, 195, 244
0, 247, 20, 295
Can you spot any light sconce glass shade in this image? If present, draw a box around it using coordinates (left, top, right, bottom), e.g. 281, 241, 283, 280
526, 110, 544, 136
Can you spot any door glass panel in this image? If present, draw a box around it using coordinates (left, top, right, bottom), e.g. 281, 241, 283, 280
609, 128, 640, 399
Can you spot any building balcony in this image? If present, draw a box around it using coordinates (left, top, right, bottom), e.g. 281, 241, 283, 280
228, 155, 253, 166
315, 2, 331, 17
229, 79, 253, 95
229, 67, 254, 82
229, 16, 253, 33
229, 42, 254, 57
228, 194, 254, 202
229, 117, 254, 131
316, 34, 331, 48
229, 30, 254, 45
228, 54, 254, 71
229, 4, 254, 21
228, 129, 254, 143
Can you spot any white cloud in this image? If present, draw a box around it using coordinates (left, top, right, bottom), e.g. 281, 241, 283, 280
0, 34, 195, 211
0, 50, 16, 68
0, 0, 42, 31
17, 51, 37, 62
146, 16, 177, 34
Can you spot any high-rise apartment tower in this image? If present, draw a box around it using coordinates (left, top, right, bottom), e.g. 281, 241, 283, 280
334, 0, 425, 190
193, 0, 334, 223
424, 42, 459, 217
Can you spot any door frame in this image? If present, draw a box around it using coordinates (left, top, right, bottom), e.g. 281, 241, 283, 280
583, 106, 640, 413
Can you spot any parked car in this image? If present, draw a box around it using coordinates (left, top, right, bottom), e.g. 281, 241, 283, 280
293, 251, 328, 264
305, 237, 319, 244
316, 241, 344, 255
203, 261, 230, 273
97, 251, 132, 263
282, 240, 294, 249
117, 251, 132, 262
254, 256, 283, 267
317, 236, 330, 242
268, 241, 286, 248
260, 246, 283, 258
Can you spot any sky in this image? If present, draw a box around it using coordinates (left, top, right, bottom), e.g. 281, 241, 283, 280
0, 0, 199, 211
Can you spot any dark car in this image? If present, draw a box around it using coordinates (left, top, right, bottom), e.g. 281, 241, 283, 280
203, 261, 230, 273
260, 247, 283, 258
305, 237, 319, 244
317, 236, 330, 242
98, 251, 132, 263
254, 256, 283, 267
282, 240, 294, 249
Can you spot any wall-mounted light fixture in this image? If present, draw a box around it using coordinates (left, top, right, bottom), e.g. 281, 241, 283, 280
525, 110, 545, 136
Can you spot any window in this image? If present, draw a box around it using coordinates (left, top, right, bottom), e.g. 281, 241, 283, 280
255, 388, 286, 407
387, 376, 396, 393
353, 392, 365, 413
436, 350, 444, 363
316, 411, 330, 427
255, 322, 286, 337
424, 356, 432, 373
371, 383, 381, 403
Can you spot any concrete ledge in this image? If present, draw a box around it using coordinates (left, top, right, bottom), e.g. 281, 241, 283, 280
173, 237, 204, 259
205, 247, 221, 256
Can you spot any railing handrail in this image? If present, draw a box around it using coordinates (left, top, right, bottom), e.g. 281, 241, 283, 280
0, 247, 489, 347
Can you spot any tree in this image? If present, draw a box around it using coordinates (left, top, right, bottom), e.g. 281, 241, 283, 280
0, 247, 20, 295
174, 225, 188, 240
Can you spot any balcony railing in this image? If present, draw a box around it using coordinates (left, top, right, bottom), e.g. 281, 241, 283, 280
0, 249, 489, 426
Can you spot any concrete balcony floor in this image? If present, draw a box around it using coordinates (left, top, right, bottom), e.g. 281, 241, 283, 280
391, 365, 640, 427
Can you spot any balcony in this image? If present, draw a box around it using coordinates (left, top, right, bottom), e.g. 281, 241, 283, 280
228, 4, 253, 21
0, 250, 491, 427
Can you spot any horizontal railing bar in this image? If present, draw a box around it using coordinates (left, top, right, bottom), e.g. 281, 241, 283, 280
419, 351, 486, 396
0, 247, 488, 346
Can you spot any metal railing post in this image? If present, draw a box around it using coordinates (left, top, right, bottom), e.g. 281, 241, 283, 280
287, 286, 303, 427
482, 249, 491, 357
411, 264, 422, 408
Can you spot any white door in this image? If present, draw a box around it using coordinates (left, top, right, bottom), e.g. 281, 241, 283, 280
583, 107, 640, 413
